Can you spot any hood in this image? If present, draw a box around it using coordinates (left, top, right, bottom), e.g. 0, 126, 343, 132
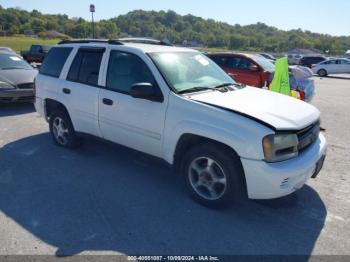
189, 86, 320, 131
0, 69, 38, 86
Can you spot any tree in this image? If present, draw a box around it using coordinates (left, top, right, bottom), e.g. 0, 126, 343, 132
0, 7, 349, 54
98, 21, 119, 39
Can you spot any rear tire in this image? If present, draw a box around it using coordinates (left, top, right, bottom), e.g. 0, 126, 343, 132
180, 142, 246, 209
318, 69, 327, 77
49, 110, 80, 149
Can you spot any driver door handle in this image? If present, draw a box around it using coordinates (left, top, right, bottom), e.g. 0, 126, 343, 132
102, 98, 113, 106
62, 88, 71, 94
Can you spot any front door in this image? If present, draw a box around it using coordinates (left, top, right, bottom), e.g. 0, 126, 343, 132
98, 50, 167, 158
338, 59, 350, 73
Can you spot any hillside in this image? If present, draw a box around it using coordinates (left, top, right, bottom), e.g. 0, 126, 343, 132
0, 6, 349, 54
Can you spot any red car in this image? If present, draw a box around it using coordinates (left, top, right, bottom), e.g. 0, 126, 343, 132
207, 52, 275, 88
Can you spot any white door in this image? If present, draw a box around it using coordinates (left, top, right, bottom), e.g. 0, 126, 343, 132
98, 50, 168, 158
61, 48, 105, 137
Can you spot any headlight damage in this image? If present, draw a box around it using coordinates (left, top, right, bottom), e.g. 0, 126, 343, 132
263, 121, 321, 162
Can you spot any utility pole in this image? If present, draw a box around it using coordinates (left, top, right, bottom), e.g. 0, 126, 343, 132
90, 4, 95, 38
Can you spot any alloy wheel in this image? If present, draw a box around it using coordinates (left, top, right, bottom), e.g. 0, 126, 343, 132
52, 116, 69, 145
188, 157, 227, 200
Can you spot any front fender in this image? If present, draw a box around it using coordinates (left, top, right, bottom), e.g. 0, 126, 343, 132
163, 119, 270, 164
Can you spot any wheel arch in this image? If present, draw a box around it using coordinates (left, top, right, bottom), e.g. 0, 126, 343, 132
173, 133, 241, 170
317, 68, 328, 76
173, 133, 248, 197
44, 98, 71, 122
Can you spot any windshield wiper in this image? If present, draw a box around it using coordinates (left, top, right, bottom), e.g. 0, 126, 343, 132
213, 83, 234, 89
214, 82, 246, 89
178, 83, 238, 94
177, 86, 219, 94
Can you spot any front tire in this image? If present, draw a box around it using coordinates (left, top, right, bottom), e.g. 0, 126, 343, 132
180, 142, 246, 209
49, 110, 80, 149
318, 69, 327, 77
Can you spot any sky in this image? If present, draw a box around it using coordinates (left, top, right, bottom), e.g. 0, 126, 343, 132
1, 0, 350, 36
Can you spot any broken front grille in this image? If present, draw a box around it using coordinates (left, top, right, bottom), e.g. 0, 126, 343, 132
297, 121, 321, 153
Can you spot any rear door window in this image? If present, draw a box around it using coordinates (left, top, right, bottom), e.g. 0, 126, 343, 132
39, 47, 73, 78
67, 48, 104, 86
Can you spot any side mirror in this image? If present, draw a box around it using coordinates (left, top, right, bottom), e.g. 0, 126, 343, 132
130, 83, 163, 102
249, 65, 259, 72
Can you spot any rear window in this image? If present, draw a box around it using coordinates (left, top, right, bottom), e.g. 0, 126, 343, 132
39, 47, 73, 78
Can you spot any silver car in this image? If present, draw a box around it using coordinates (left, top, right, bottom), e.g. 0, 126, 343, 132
0, 51, 38, 103
312, 58, 350, 76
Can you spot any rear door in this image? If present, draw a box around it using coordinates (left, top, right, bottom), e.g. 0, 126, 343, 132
98, 49, 168, 158
61, 47, 104, 137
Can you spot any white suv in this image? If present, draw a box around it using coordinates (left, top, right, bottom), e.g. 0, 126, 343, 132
35, 39, 327, 208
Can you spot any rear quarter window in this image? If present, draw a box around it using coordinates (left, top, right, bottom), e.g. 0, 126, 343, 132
39, 47, 73, 78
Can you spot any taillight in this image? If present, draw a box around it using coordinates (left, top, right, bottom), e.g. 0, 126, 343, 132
299, 90, 305, 101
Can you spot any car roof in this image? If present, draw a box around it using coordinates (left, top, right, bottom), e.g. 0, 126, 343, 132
207, 52, 255, 58
302, 56, 325, 59
0, 50, 19, 55
326, 58, 347, 61
57, 42, 195, 54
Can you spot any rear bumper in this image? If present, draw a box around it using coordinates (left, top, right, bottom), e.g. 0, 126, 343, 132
241, 133, 327, 199
0, 89, 34, 102
34, 97, 45, 118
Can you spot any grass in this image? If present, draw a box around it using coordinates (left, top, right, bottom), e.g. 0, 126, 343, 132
0, 37, 60, 54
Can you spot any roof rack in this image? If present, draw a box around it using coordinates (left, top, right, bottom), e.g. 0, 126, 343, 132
117, 37, 172, 46
58, 39, 123, 45
58, 38, 172, 46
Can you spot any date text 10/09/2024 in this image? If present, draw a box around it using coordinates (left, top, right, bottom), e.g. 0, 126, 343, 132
127, 256, 220, 261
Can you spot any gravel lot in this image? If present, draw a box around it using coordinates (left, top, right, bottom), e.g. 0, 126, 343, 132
0, 77, 349, 257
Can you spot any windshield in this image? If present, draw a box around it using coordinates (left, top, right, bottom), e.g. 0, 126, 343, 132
253, 55, 275, 72
149, 52, 236, 93
0, 53, 32, 70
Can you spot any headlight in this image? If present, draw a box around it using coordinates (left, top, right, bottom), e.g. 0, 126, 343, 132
263, 133, 298, 162
0, 81, 15, 90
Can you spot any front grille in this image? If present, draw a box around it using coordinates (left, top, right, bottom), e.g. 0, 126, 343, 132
17, 83, 34, 89
297, 121, 320, 152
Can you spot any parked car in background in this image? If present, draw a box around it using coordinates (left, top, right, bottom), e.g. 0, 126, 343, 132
287, 54, 303, 65
260, 53, 276, 61
312, 58, 350, 76
0, 51, 38, 102
207, 52, 274, 87
0, 47, 17, 55
299, 56, 327, 68
21, 44, 52, 63
35, 40, 327, 208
